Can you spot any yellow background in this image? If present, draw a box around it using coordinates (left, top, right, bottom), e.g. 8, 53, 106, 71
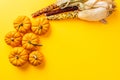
0, 0, 120, 80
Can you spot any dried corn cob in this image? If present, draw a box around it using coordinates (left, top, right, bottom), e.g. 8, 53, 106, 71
47, 11, 78, 20
32, 0, 87, 17
32, 3, 58, 17
45, 6, 78, 16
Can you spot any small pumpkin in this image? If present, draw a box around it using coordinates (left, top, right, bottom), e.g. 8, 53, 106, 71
14, 16, 31, 33
5, 31, 22, 47
31, 17, 50, 35
22, 33, 42, 50
29, 51, 43, 66
9, 47, 29, 66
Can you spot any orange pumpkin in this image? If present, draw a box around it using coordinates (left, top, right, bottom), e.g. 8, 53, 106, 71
29, 51, 43, 66
22, 33, 42, 50
14, 16, 31, 33
31, 17, 50, 35
9, 47, 29, 66
5, 31, 22, 47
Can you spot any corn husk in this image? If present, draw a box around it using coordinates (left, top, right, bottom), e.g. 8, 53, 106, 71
56, 0, 87, 9
47, 11, 78, 20
78, 0, 116, 22
78, 7, 108, 21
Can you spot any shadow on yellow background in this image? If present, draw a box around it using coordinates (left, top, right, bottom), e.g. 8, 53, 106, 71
0, 0, 120, 80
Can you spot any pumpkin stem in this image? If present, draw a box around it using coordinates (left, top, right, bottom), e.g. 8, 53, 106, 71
28, 41, 42, 46
15, 55, 19, 59
38, 25, 43, 30
11, 38, 14, 41
33, 55, 38, 60
18, 23, 23, 30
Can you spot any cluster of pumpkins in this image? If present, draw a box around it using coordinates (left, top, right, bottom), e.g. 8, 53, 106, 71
5, 16, 50, 66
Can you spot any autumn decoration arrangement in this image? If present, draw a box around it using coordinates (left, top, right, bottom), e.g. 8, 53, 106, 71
5, 0, 116, 67
5, 16, 50, 67
32, 0, 116, 23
